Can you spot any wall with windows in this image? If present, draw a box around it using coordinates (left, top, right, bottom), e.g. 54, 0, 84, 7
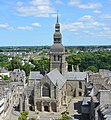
66, 80, 85, 97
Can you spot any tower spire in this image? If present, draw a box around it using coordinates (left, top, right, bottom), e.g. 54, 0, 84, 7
57, 11, 59, 23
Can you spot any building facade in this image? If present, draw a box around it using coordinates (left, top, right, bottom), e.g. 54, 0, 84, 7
33, 69, 67, 112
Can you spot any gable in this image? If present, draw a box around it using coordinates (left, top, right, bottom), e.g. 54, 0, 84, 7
40, 75, 53, 86
47, 68, 66, 89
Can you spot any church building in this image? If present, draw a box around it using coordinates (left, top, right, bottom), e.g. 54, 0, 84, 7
23, 14, 88, 112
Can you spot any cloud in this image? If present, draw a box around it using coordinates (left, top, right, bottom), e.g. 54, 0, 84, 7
32, 22, 41, 27
29, 0, 51, 6
16, 0, 56, 17
0, 23, 15, 30
55, 0, 63, 4
103, 27, 110, 31
68, 0, 101, 9
62, 21, 84, 32
0, 23, 10, 28
61, 14, 111, 39
61, 15, 106, 32
79, 15, 94, 21
100, 14, 111, 19
96, 30, 111, 37
61, 24, 74, 31
79, 3, 101, 9
16, 26, 33, 30
50, 13, 61, 18
93, 10, 101, 14
0, 22, 41, 30
68, 0, 80, 6
16, 1, 24, 6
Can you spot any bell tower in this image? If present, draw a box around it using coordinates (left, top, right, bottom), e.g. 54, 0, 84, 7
49, 13, 66, 75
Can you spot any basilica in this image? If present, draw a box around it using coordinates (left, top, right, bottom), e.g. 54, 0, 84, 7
23, 14, 88, 112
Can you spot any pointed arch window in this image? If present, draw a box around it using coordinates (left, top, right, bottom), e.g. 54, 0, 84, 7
58, 55, 62, 61
54, 55, 56, 61
79, 81, 82, 89
42, 83, 50, 97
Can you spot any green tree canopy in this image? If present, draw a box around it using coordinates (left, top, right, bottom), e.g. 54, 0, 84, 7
66, 54, 81, 71
0, 54, 9, 67
8, 57, 22, 71
86, 66, 98, 73
31, 57, 49, 72
59, 110, 69, 120
23, 63, 31, 76
3, 75, 9, 80
18, 111, 29, 120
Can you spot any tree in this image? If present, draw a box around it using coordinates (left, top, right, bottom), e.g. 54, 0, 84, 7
3, 75, 9, 80
32, 57, 49, 72
66, 54, 81, 71
0, 54, 9, 67
8, 57, 22, 71
59, 110, 69, 120
18, 111, 29, 120
86, 66, 98, 73
23, 63, 31, 76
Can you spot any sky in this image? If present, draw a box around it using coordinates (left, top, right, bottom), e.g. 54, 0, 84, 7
0, 0, 111, 46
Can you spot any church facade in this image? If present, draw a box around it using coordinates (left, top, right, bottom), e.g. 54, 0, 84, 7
33, 69, 67, 112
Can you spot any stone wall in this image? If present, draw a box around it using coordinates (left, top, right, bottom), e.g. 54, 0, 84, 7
66, 80, 85, 97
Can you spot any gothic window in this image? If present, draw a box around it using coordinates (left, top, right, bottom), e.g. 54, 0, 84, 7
54, 86, 56, 99
79, 81, 82, 89
58, 55, 61, 61
42, 83, 50, 97
58, 55, 60, 61
54, 55, 56, 61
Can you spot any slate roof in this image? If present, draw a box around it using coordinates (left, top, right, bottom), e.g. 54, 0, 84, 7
29, 71, 43, 80
0, 80, 9, 86
65, 72, 87, 81
0, 68, 9, 73
50, 44, 65, 53
10, 81, 24, 86
47, 68, 66, 89
99, 104, 111, 119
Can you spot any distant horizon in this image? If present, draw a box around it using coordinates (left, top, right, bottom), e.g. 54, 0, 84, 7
0, 44, 111, 47
0, 0, 111, 46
